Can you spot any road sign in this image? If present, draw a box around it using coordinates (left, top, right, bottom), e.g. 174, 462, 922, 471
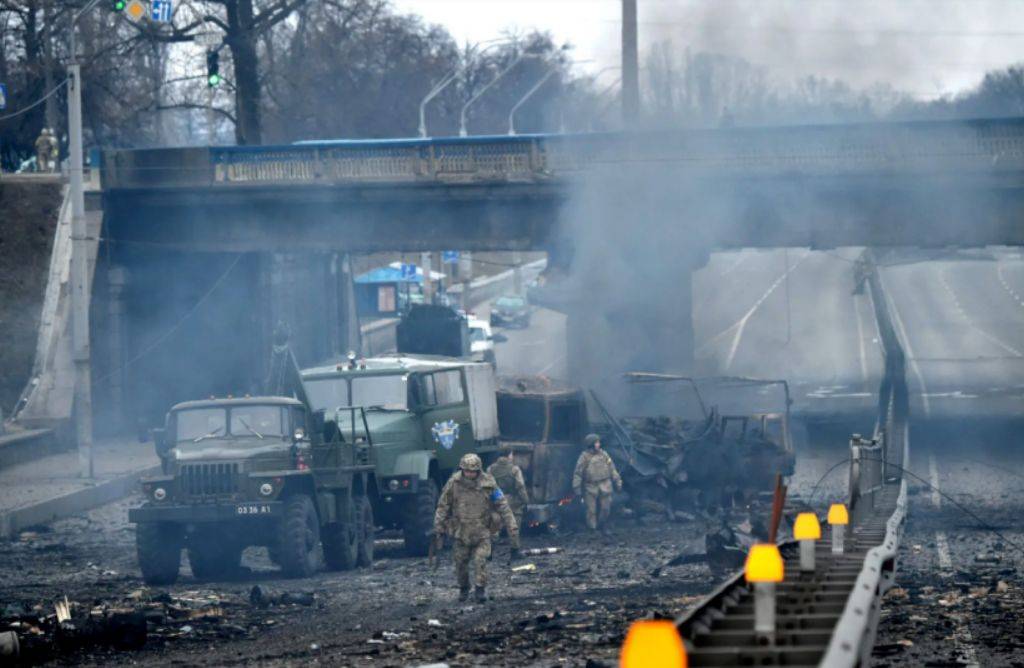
152, 0, 172, 22
125, 0, 146, 21
194, 32, 220, 47
400, 263, 417, 280
442, 250, 459, 264
0, 84, 6, 111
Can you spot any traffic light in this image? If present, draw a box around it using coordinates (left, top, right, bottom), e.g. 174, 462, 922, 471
112, 0, 126, 10
206, 51, 221, 87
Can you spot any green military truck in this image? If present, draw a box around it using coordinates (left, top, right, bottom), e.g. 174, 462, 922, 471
129, 337, 377, 584
301, 354, 501, 555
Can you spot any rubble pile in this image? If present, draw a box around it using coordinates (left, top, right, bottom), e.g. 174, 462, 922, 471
0, 586, 316, 663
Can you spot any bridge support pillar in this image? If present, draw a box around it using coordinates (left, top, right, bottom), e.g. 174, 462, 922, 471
565, 253, 703, 409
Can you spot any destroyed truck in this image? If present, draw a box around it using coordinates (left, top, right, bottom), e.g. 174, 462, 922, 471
129, 336, 377, 584
595, 374, 796, 512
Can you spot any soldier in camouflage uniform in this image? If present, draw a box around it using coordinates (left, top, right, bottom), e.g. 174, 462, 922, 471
486, 446, 529, 532
573, 434, 623, 533
434, 453, 521, 602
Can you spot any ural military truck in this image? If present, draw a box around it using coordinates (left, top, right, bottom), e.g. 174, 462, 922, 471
129, 338, 377, 584
301, 355, 500, 555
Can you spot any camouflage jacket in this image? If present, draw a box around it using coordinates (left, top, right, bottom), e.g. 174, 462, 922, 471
486, 457, 529, 510
434, 470, 519, 543
573, 449, 622, 491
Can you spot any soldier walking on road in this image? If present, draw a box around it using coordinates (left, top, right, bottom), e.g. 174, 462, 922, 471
487, 446, 529, 532
573, 434, 622, 534
434, 453, 520, 602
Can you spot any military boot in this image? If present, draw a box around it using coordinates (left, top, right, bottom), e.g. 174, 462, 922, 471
474, 586, 487, 603
458, 587, 470, 602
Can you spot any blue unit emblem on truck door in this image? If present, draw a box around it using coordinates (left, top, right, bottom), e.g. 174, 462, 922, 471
431, 420, 460, 450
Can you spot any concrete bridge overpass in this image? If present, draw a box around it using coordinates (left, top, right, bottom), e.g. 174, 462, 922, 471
78, 117, 1024, 429
101, 116, 1024, 253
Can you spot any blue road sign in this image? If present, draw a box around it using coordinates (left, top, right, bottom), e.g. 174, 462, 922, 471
152, 0, 172, 22
400, 263, 417, 280
0, 83, 7, 111
442, 250, 459, 264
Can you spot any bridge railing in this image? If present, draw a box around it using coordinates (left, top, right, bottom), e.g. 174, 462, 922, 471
102, 117, 1024, 190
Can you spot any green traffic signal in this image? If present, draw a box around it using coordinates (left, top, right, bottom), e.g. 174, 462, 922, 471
113, 0, 126, 10
206, 51, 221, 87
208, 73, 222, 87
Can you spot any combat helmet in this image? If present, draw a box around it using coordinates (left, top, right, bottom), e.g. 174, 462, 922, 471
459, 453, 483, 472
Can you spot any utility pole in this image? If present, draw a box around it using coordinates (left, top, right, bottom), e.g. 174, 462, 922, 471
621, 0, 640, 124
68, 2, 97, 478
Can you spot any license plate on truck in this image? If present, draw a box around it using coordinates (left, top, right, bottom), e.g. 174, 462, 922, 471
235, 503, 273, 516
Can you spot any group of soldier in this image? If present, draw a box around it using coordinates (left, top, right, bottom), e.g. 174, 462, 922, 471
432, 433, 622, 602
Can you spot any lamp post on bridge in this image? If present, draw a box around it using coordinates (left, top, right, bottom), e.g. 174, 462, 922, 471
507, 59, 591, 136
418, 39, 514, 139
68, 0, 102, 478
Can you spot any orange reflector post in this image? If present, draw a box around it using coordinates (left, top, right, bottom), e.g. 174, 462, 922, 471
620, 620, 687, 668
793, 513, 822, 540
745, 543, 784, 583
827, 503, 849, 525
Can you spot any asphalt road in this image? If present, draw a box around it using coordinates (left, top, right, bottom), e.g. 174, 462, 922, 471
874, 427, 1024, 666
694, 248, 883, 420
880, 247, 1024, 420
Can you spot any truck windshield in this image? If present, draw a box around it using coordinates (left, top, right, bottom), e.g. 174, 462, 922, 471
305, 377, 348, 412
230, 406, 285, 438
351, 375, 407, 410
176, 408, 227, 442
469, 326, 487, 342
175, 406, 286, 441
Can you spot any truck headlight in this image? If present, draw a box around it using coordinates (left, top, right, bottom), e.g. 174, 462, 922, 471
259, 482, 274, 496
388, 479, 400, 491
153, 487, 167, 501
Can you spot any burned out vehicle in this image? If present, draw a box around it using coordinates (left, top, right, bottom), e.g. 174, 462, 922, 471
493, 377, 589, 528
301, 355, 500, 555
129, 334, 376, 584
597, 374, 796, 512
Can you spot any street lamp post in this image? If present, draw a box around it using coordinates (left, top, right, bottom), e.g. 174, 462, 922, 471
68, 0, 101, 478
460, 52, 543, 137
418, 39, 513, 138
508, 58, 593, 135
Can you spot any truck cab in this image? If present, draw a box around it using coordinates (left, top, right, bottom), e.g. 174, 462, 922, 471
302, 355, 499, 555
130, 396, 375, 584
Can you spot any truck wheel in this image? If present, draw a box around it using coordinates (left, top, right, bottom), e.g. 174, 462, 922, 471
402, 479, 438, 557
356, 496, 375, 567
136, 522, 182, 585
277, 494, 322, 578
322, 519, 358, 571
188, 539, 242, 581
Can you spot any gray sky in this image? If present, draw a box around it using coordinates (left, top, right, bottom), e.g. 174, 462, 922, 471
393, 0, 1024, 99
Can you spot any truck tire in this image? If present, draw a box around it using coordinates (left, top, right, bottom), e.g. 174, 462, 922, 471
322, 519, 358, 572
277, 494, 322, 578
188, 538, 242, 581
136, 522, 183, 585
356, 496, 375, 567
402, 479, 438, 557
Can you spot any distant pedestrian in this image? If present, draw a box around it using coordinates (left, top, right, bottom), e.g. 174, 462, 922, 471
434, 453, 520, 602
46, 129, 59, 173
35, 128, 51, 172
573, 434, 622, 534
486, 446, 529, 533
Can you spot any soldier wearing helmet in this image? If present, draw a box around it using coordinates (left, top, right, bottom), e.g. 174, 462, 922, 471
573, 433, 623, 534
486, 444, 529, 533
434, 453, 520, 602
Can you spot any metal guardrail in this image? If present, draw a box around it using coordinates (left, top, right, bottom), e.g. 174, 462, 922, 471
671, 247, 910, 666
102, 117, 1024, 190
